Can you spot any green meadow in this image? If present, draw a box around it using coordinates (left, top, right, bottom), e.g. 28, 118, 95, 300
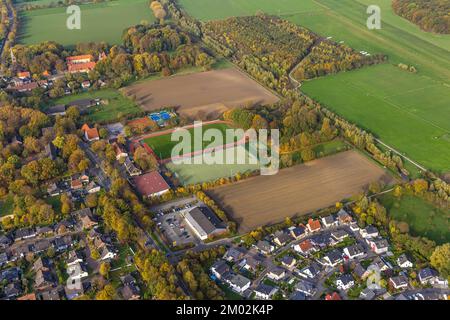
301, 64, 450, 173
18, 0, 154, 46
380, 193, 450, 244
46, 88, 142, 123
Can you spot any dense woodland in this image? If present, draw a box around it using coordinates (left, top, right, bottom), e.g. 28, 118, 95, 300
392, 0, 450, 34
203, 15, 384, 91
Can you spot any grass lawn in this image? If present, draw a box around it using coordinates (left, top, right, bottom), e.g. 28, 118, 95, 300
0, 195, 14, 217
285, 0, 450, 83
18, 0, 155, 46
301, 64, 450, 173
45, 195, 62, 214
45, 88, 142, 123
178, 0, 323, 21
143, 123, 232, 160
380, 193, 450, 244
166, 145, 260, 185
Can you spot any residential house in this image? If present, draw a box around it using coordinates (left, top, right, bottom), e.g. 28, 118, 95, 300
309, 232, 332, 248
0, 252, 10, 267
293, 239, 315, 256
359, 288, 376, 300
297, 263, 322, 279
321, 215, 338, 228
66, 55, 96, 73
295, 279, 316, 297
36, 226, 54, 238
289, 226, 306, 240
280, 255, 297, 269
81, 80, 91, 89
223, 247, 246, 263
397, 254, 413, 269
113, 142, 128, 160
267, 267, 286, 281
38, 288, 61, 300
336, 274, 355, 290
86, 181, 101, 194
67, 250, 84, 267
33, 257, 52, 272
65, 282, 88, 300
17, 293, 37, 301
337, 209, 353, 224
418, 268, 448, 287
360, 225, 379, 239
14, 228, 37, 241
0, 235, 12, 249
371, 256, 392, 273
343, 244, 366, 260
389, 275, 409, 290
74, 208, 98, 230
81, 124, 100, 142
52, 236, 73, 252
330, 229, 349, 242
121, 283, 141, 300
306, 218, 321, 233
253, 283, 278, 300
290, 291, 307, 300
273, 231, 292, 247
325, 292, 341, 300
211, 260, 230, 281
124, 157, 142, 176
254, 240, 275, 256
349, 221, 360, 232
67, 262, 88, 280
0, 267, 20, 284
226, 274, 251, 294
4, 282, 22, 299
33, 239, 52, 254
367, 237, 389, 254
321, 250, 343, 267
34, 269, 57, 291
239, 256, 260, 273
352, 263, 367, 279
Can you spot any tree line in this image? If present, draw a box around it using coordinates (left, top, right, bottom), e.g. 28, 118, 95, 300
392, 0, 450, 34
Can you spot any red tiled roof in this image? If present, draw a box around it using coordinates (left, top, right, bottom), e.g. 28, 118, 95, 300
17, 293, 37, 300
81, 124, 99, 140
299, 239, 313, 252
67, 55, 93, 63
308, 218, 321, 231
17, 71, 30, 78
133, 171, 170, 197
68, 61, 96, 73
325, 292, 341, 300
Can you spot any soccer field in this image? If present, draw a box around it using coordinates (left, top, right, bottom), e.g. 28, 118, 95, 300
166, 145, 260, 185
142, 123, 233, 160
18, 0, 154, 46
301, 64, 450, 173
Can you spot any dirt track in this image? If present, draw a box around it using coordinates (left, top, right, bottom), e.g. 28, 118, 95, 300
123, 68, 279, 119
207, 150, 393, 233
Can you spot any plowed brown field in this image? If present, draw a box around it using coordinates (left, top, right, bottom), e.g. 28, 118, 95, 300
122, 68, 279, 119
207, 150, 393, 233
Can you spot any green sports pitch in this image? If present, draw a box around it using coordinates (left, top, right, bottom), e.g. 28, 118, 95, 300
18, 0, 154, 46
301, 64, 450, 173
166, 145, 260, 186
142, 123, 234, 160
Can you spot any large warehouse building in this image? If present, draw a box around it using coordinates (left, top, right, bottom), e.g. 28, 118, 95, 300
184, 206, 227, 241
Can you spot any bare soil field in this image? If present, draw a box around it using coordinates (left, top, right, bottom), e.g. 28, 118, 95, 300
207, 150, 393, 233
123, 68, 279, 119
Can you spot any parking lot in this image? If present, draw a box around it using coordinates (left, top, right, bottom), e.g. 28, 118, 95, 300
152, 197, 200, 247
